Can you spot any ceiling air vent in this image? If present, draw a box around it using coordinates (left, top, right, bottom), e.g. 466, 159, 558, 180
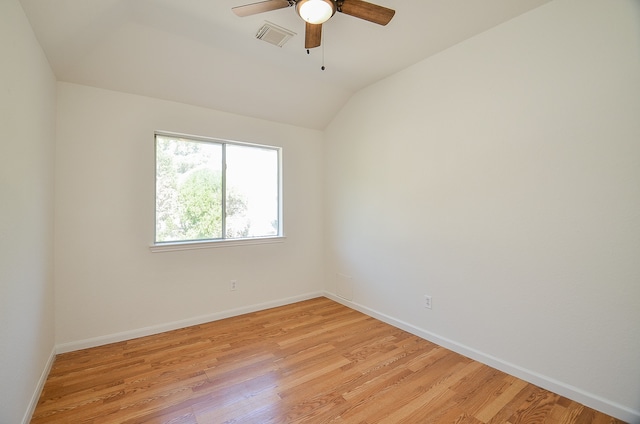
256, 21, 296, 47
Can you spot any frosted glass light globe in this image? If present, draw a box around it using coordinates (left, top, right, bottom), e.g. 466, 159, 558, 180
296, 0, 335, 24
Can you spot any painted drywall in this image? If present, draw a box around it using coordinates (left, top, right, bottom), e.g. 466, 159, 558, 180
55, 83, 324, 347
324, 0, 640, 421
0, 0, 57, 423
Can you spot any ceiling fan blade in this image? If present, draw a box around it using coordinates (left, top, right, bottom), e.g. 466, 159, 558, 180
305, 22, 322, 49
338, 0, 395, 25
232, 0, 291, 17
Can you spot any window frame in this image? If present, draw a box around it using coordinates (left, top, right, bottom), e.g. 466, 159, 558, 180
150, 131, 284, 252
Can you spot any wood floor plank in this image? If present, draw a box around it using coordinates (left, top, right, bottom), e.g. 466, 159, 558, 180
31, 297, 626, 424
474, 377, 530, 422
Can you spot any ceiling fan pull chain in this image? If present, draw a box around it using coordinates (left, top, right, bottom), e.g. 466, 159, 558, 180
321, 29, 326, 70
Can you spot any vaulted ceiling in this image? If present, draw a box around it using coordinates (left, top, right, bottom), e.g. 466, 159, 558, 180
20, 0, 551, 129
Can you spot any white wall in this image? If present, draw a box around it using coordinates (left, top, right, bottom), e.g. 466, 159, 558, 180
0, 0, 57, 423
55, 83, 325, 348
324, 0, 640, 421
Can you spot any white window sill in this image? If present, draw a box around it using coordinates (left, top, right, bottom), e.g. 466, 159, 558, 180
149, 236, 286, 253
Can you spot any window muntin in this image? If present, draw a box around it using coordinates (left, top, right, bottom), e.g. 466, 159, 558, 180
155, 133, 281, 244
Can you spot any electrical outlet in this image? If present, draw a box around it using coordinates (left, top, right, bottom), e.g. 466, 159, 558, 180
424, 295, 432, 309
230, 280, 237, 291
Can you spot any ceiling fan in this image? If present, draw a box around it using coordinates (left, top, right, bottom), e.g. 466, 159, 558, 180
232, 0, 395, 49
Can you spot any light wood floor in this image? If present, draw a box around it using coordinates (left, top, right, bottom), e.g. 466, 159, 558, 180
32, 297, 623, 423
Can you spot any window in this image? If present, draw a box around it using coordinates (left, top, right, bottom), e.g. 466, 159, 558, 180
154, 133, 281, 246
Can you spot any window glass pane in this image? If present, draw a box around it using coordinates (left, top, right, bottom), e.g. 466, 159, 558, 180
156, 136, 223, 242
225, 144, 279, 238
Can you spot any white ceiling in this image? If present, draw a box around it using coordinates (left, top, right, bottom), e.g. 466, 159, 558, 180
20, 0, 551, 130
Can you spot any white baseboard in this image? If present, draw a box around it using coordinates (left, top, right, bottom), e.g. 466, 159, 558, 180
56, 291, 324, 354
324, 291, 640, 424
23, 346, 56, 424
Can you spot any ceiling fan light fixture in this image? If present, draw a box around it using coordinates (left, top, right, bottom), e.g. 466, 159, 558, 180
296, 0, 336, 25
